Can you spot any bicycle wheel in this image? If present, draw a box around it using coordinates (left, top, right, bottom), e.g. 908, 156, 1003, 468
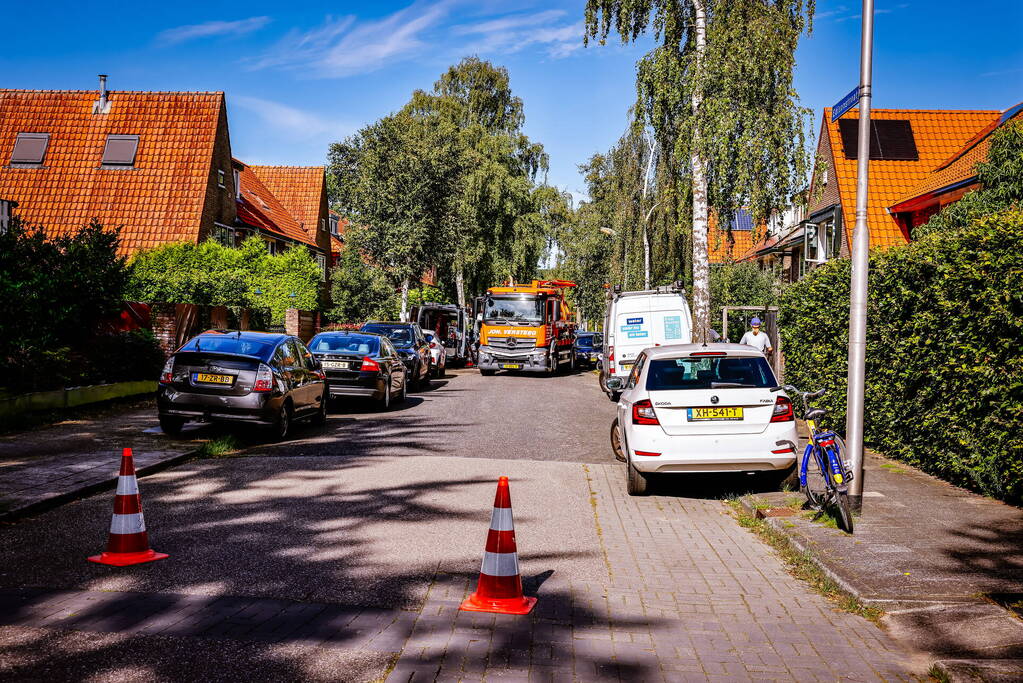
801, 446, 830, 509
835, 490, 855, 533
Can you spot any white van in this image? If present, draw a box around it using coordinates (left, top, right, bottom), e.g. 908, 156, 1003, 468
599, 284, 692, 400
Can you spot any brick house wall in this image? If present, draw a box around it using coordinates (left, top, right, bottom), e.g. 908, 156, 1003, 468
197, 99, 238, 242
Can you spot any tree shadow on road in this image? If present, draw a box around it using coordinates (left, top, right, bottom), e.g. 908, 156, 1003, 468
0, 455, 664, 681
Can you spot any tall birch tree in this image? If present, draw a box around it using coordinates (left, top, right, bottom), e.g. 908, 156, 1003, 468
585, 0, 814, 340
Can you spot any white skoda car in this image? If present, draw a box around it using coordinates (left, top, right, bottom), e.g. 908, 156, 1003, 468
608, 344, 799, 495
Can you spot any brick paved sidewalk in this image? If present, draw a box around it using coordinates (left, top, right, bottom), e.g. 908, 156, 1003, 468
386, 463, 914, 682
0, 408, 200, 521
743, 450, 1023, 676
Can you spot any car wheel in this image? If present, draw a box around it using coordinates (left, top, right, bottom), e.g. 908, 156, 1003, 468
268, 402, 291, 441
395, 375, 407, 403
568, 351, 577, 373
159, 415, 185, 437
419, 363, 431, 388
311, 392, 328, 426
379, 381, 392, 410
610, 419, 625, 462
480, 368, 496, 376
626, 456, 649, 496
768, 463, 799, 491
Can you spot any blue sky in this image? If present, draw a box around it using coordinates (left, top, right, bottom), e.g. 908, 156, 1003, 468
4, 1, 1020, 201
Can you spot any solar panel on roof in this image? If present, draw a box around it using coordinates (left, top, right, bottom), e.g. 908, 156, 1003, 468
838, 119, 919, 161
728, 209, 754, 232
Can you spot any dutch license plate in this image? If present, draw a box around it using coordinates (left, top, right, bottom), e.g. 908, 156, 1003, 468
193, 372, 233, 385
501, 363, 522, 369
321, 361, 350, 370
688, 406, 743, 421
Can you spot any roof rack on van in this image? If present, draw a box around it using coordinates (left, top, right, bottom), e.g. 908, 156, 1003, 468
608, 281, 686, 300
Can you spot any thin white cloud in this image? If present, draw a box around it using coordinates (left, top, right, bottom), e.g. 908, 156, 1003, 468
450, 10, 565, 36
156, 16, 271, 46
231, 95, 352, 141
249, 1, 585, 79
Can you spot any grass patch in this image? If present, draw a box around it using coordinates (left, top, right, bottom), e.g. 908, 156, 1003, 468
927, 663, 952, 683
803, 509, 840, 529
879, 462, 906, 474
198, 434, 241, 458
727, 500, 884, 624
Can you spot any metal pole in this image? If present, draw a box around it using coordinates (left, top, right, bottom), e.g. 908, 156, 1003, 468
845, 0, 874, 513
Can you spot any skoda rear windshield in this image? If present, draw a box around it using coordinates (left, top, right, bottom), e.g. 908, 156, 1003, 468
178, 335, 276, 361
576, 334, 601, 348
310, 334, 380, 356
484, 296, 543, 323
646, 356, 776, 391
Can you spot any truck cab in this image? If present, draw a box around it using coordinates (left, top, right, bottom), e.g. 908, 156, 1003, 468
476, 280, 578, 375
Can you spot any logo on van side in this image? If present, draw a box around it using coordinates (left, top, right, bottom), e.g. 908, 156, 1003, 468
626, 317, 643, 325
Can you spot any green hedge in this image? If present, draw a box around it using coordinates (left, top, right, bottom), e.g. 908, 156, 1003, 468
779, 208, 1023, 503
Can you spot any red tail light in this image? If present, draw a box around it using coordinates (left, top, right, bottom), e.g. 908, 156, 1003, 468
632, 399, 659, 425
159, 358, 174, 384
253, 363, 274, 392
360, 356, 381, 372
770, 395, 794, 422
634, 450, 661, 457
608, 346, 615, 374
772, 446, 795, 454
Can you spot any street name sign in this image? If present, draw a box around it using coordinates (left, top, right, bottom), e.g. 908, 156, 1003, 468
832, 87, 861, 122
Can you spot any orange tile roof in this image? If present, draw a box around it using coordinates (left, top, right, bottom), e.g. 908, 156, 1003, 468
823, 108, 997, 249
235, 161, 316, 247
249, 166, 324, 239
891, 106, 1022, 209
0, 89, 223, 254
707, 213, 764, 263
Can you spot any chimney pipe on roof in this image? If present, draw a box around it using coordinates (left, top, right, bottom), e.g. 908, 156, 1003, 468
93, 74, 110, 114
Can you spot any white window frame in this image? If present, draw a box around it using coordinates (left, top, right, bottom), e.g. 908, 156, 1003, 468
316, 253, 327, 281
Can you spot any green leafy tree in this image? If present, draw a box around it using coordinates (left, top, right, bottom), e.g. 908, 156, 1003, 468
917, 118, 1023, 237
328, 238, 398, 323
328, 110, 458, 320
585, 0, 814, 340
404, 57, 548, 304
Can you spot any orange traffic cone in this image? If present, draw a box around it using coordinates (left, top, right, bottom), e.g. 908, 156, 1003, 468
88, 448, 169, 567
460, 476, 536, 615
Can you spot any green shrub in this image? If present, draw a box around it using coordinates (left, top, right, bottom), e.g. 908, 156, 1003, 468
127, 237, 321, 324
780, 208, 1023, 503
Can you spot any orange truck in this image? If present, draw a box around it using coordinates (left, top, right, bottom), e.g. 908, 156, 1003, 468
476, 280, 578, 375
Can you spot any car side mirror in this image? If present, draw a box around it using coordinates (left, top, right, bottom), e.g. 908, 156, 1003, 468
605, 377, 624, 391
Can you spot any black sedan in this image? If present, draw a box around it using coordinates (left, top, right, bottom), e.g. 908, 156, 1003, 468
157, 331, 327, 440
308, 331, 407, 409
574, 332, 603, 369
360, 322, 431, 388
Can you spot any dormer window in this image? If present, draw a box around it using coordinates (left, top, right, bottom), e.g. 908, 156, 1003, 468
329, 215, 339, 236
217, 169, 225, 188
233, 169, 241, 199
101, 134, 139, 167
11, 133, 50, 166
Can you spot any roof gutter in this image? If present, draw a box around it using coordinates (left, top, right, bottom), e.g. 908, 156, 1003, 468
888, 176, 978, 213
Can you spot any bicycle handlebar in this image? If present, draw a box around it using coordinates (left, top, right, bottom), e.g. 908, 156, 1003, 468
770, 385, 826, 416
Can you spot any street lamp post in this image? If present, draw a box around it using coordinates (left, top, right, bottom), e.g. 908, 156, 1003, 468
844, 0, 875, 513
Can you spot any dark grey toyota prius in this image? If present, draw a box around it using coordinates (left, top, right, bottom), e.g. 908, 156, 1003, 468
157, 331, 327, 440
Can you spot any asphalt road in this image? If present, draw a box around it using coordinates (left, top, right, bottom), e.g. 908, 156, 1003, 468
245, 367, 618, 463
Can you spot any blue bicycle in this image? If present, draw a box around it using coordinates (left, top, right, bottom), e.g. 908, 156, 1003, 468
772, 385, 855, 533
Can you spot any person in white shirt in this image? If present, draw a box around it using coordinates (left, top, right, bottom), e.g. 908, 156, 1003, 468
739, 317, 773, 355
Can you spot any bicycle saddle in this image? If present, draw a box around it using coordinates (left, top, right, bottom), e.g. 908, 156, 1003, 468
805, 408, 826, 421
